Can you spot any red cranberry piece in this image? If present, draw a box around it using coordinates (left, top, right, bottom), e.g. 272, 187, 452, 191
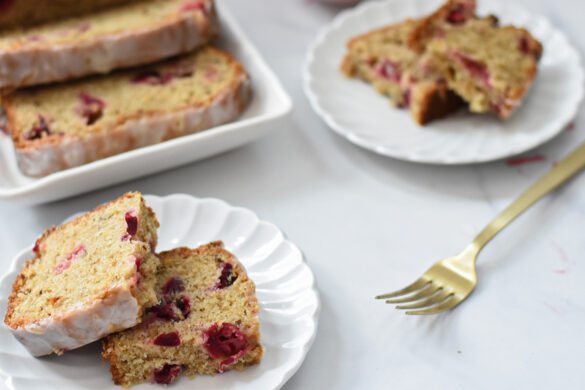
216, 262, 237, 289
204, 65, 218, 81
131, 70, 160, 85
204, 323, 248, 359
446, 9, 464, 24
218, 345, 252, 373
75, 91, 105, 125
154, 331, 181, 347
25, 115, 51, 140
125, 210, 138, 238
175, 297, 191, 317
149, 303, 180, 322
53, 244, 87, 275
131, 70, 172, 86
451, 51, 490, 86
180, 1, 205, 12
152, 364, 182, 385
375, 59, 401, 82
131, 64, 192, 86
162, 276, 185, 296
446, 1, 475, 24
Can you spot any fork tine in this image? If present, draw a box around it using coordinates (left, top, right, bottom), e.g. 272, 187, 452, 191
405, 295, 460, 315
375, 278, 429, 299
384, 283, 438, 304
396, 289, 452, 310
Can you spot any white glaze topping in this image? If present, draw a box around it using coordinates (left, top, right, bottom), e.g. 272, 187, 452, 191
0, 1, 219, 89
15, 73, 251, 176
10, 284, 140, 356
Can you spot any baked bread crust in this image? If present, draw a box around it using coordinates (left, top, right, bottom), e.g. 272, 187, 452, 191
4, 192, 160, 356
0, 0, 219, 90
409, 80, 465, 125
4, 48, 251, 177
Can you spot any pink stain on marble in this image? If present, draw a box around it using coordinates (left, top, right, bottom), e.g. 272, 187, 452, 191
550, 241, 574, 275
542, 301, 563, 315
506, 155, 546, 166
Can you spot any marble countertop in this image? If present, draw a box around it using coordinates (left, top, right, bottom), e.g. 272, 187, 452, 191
1, 0, 584, 388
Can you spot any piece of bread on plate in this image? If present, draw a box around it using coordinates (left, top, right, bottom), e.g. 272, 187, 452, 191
4, 192, 160, 356
102, 242, 263, 387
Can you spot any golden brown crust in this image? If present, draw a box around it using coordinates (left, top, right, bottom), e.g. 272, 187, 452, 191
346, 19, 417, 50
102, 338, 125, 386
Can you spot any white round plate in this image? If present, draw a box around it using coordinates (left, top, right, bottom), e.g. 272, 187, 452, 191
0, 194, 320, 390
303, 0, 584, 164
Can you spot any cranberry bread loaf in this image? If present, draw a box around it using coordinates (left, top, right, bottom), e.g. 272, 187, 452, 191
0, 0, 141, 30
4, 192, 160, 357
426, 17, 542, 119
341, 18, 464, 125
0, 0, 219, 89
4, 45, 251, 177
102, 242, 263, 388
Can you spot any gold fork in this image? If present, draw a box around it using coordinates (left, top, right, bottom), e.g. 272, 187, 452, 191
376, 139, 585, 315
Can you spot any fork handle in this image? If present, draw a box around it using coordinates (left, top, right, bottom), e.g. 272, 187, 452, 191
470, 139, 585, 254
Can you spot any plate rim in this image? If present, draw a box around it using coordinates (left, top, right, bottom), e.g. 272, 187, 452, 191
0, 193, 320, 390
302, 0, 585, 165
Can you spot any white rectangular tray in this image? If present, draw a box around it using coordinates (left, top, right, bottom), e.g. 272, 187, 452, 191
0, 3, 292, 204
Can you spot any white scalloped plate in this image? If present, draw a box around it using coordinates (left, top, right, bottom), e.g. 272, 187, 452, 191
0, 194, 319, 390
303, 0, 584, 164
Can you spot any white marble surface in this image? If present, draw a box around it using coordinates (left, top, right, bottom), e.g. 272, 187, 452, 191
1, 0, 585, 388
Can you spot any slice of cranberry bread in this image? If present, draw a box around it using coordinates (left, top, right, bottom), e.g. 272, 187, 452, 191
0, 0, 141, 30
4, 45, 251, 177
4, 192, 161, 357
0, 0, 219, 90
102, 242, 263, 388
341, 18, 464, 125
426, 17, 542, 119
